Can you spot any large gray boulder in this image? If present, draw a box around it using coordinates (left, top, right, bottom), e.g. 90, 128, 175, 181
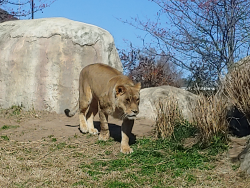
239, 138, 250, 174
137, 85, 198, 121
0, 17, 122, 113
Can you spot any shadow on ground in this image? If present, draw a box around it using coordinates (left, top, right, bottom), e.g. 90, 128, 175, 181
65, 121, 136, 145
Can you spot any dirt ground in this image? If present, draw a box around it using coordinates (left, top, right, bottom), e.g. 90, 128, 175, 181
0, 111, 155, 143
0, 110, 248, 160
0, 110, 250, 187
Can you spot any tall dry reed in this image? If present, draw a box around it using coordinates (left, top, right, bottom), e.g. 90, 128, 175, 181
191, 94, 228, 143
225, 62, 250, 123
154, 95, 183, 139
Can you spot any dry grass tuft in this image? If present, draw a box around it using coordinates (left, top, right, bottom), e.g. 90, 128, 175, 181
154, 95, 184, 139
225, 62, 250, 123
191, 94, 228, 143
0, 105, 50, 122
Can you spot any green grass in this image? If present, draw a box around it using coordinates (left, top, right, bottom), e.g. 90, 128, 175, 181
232, 163, 240, 171
172, 121, 198, 142
1, 135, 9, 141
0, 107, 246, 187
56, 142, 66, 149
77, 123, 228, 187
10, 105, 23, 116
96, 138, 114, 146
72, 180, 87, 186
51, 138, 57, 142
104, 180, 133, 188
105, 150, 112, 155
0, 112, 232, 187
1, 125, 19, 130
50, 142, 67, 151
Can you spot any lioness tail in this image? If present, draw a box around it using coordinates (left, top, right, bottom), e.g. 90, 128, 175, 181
64, 101, 79, 117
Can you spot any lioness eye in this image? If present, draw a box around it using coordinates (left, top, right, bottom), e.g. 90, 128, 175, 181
126, 98, 130, 102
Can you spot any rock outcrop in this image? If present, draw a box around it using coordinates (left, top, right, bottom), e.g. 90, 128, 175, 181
0, 17, 122, 113
137, 85, 197, 121
238, 138, 250, 174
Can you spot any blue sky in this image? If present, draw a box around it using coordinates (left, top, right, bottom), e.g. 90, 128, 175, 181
32, 0, 160, 50
2, 0, 188, 76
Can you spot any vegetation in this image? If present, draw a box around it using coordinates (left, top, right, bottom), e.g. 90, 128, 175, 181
191, 94, 229, 144
0, 125, 19, 130
0, 105, 48, 122
225, 59, 250, 123
119, 0, 250, 111
154, 95, 184, 139
83, 135, 228, 187
0, 0, 56, 19
0, 101, 249, 187
0, 125, 239, 187
119, 47, 183, 88
122, 0, 250, 88
154, 93, 228, 146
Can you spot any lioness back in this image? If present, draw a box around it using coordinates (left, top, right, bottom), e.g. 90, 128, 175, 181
80, 63, 133, 99
82, 63, 122, 78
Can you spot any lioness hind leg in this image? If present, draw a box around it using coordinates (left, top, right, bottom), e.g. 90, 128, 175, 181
79, 84, 92, 133
98, 110, 110, 141
121, 119, 134, 154
79, 111, 88, 133
86, 97, 98, 135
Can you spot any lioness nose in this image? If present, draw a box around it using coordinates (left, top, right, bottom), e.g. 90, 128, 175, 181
132, 110, 138, 114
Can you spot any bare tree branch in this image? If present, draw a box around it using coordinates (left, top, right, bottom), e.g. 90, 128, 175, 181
122, 0, 250, 87
0, 0, 57, 18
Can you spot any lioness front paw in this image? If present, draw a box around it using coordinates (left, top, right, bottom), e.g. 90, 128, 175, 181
98, 131, 110, 141
79, 126, 88, 133
121, 146, 133, 154
89, 128, 99, 135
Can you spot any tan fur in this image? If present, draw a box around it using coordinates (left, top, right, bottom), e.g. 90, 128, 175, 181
65, 63, 141, 154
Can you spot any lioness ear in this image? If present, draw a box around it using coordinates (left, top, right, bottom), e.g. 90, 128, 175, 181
134, 82, 141, 90
115, 85, 126, 96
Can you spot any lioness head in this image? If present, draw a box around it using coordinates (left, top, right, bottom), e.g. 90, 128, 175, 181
114, 82, 141, 120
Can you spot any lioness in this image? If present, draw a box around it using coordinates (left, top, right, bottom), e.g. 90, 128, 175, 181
64, 63, 141, 154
